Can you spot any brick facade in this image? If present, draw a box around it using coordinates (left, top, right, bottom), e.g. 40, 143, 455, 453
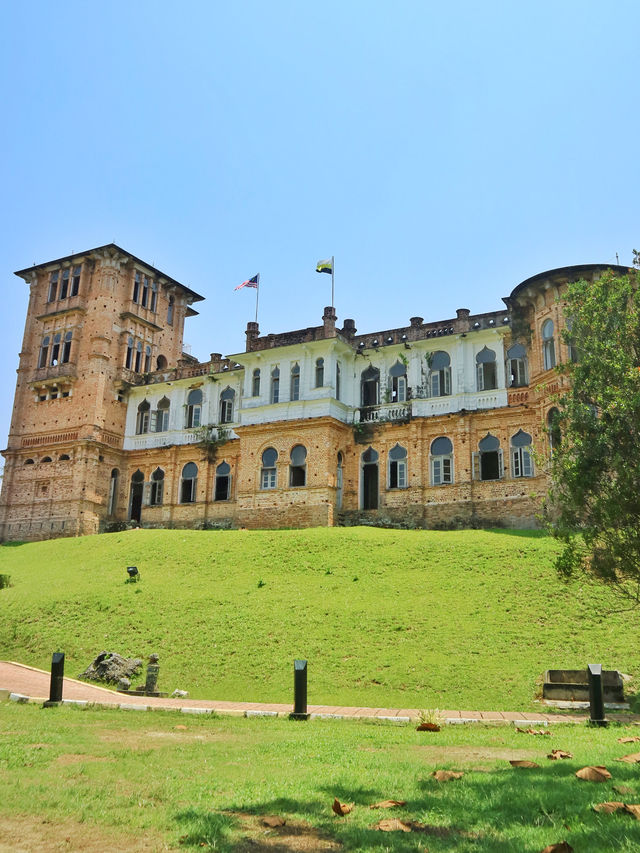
0, 247, 629, 540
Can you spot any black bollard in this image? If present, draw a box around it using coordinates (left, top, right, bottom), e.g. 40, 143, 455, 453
290, 659, 310, 720
44, 652, 65, 707
588, 663, 607, 726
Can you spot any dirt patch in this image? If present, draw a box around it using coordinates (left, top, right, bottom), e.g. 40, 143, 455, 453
223, 812, 341, 851
55, 754, 115, 766
96, 727, 235, 750
0, 815, 169, 852
414, 744, 540, 766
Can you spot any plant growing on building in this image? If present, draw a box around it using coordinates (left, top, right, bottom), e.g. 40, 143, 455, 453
192, 424, 230, 463
545, 259, 640, 605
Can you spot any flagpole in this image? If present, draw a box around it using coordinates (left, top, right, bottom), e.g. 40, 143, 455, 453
331, 256, 335, 309
255, 274, 260, 324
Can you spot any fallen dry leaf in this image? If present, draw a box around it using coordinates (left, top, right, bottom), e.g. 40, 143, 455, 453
261, 816, 286, 827
614, 784, 634, 795
618, 736, 640, 744
416, 723, 441, 732
431, 770, 464, 782
174, 725, 188, 731
548, 749, 573, 760
624, 804, 640, 820
540, 843, 573, 853
593, 801, 626, 814
616, 752, 640, 764
575, 766, 611, 782
510, 760, 541, 768
332, 798, 353, 817
369, 800, 406, 809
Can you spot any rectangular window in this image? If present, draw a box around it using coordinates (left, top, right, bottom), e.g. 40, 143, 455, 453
261, 468, 277, 489
271, 379, 279, 404
133, 272, 141, 303
141, 276, 150, 308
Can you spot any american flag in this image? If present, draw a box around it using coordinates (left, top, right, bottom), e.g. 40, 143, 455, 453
234, 274, 259, 291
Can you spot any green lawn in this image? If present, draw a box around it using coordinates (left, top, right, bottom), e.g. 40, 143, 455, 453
0, 527, 638, 711
2, 703, 640, 851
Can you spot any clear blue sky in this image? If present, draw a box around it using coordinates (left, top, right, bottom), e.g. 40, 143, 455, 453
1, 0, 637, 450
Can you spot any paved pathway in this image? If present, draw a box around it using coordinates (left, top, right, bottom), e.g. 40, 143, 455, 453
1, 660, 637, 724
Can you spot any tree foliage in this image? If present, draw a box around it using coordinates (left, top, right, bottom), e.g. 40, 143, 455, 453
546, 261, 640, 603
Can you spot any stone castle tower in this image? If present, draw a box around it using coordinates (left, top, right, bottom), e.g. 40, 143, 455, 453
0, 244, 202, 540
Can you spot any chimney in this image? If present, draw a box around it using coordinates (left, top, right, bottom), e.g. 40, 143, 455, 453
341, 318, 356, 338
455, 308, 470, 333
323, 306, 337, 337
410, 316, 424, 328
245, 321, 259, 352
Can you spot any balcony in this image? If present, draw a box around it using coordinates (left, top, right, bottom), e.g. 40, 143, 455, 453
356, 402, 411, 424
30, 362, 77, 383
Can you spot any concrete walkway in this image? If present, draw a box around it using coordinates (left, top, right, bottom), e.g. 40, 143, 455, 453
1, 660, 636, 725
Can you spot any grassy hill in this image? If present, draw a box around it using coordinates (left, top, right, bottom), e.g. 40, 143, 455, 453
1, 527, 637, 711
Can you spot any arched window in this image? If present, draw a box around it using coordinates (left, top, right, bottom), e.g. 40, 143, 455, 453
180, 462, 198, 503
476, 347, 497, 391
388, 443, 407, 488
389, 362, 407, 403
215, 461, 231, 501
430, 436, 453, 485
135, 400, 150, 434
547, 407, 561, 455
511, 430, 534, 478
315, 358, 324, 388
261, 447, 278, 489
48, 271, 58, 302
129, 469, 144, 521
125, 336, 134, 370
506, 343, 528, 387
144, 345, 152, 373
157, 354, 168, 370
335, 361, 341, 401
185, 389, 202, 428
167, 296, 174, 325
134, 340, 143, 372
429, 351, 451, 397
133, 271, 141, 303
473, 433, 503, 481
361, 447, 379, 509
60, 269, 70, 299
290, 363, 300, 401
70, 265, 81, 297
41, 456, 52, 463
336, 451, 343, 509
271, 367, 280, 404
50, 333, 62, 366
141, 275, 150, 308
38, 336, 50, 369
62, 331, 72, 364
252, 368, 260, 397
154, 396, 170, 432
542, 319, 556, 370
361, 365, 380, 407
59, 454, 70, 461
150, 280, 158, 312
220, 387, 235, 424
149, 467, 165, 505
24, 458, 34, 465
108, 468, 119, 515
289, 444, 307, 487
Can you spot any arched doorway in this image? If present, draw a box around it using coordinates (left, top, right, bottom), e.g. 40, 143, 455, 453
361, 447, 379, 510
129, 469, 144, 522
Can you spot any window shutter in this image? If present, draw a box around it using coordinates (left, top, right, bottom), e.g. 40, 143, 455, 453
150, 411, 157, 432
476, 364, 484, 391
523, 448, 533, 477
444, 368, 451, 395
432, 458, 441, 485
472, 452, 480, 480
512, 449, 520, 478
193, 407, 201, 428
498, 449, 504, 478
142, 482, 151, 506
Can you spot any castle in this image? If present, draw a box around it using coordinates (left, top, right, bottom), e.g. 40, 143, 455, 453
0, 243, 626, 541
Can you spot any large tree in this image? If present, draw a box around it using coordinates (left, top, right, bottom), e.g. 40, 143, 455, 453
545, 256, 640, 603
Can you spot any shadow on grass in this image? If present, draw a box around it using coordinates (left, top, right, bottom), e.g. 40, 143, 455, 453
174, 765, 640, 851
